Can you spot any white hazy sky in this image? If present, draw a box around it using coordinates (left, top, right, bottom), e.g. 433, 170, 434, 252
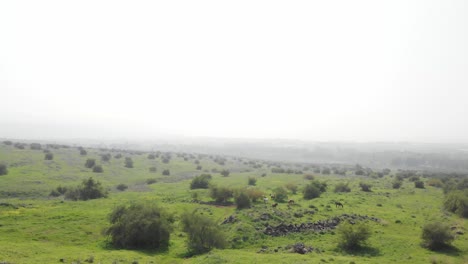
1, 0, 467, 142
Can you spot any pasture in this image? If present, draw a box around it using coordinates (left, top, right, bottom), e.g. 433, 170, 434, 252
0, 143, 467, 264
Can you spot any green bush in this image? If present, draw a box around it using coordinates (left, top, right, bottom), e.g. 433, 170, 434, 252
190, 174, 212, 189
116, 184, 128, 191
0, 163, 7, 176
181, 211, 226, 255
149, 166, 157, 173
146, 178, 157, 185
285, 183, 298, 194
147, 154, 156, 159
85, 158, 96, 168
162, 169, 170, 176
235, 191, 251, 209
210, 185, 233, 203
414, 180, 425, 189
93, 165, 103, 173
444, 190, 468, 218
245, 188, 264, 202
303, 174, 315, 180
30, 143, 42, 150
65, 177, 107, 201
124, 157, 133, 168
44, 153, 54, 160
392, 180, 402, 189
105, 203, 173, 249
80, 149, 87, 155
247, 177, 257, 186
334, 183, 351, 193
101, 153, 111, 162
359, 182, 372, 192
220, 169, 230, 177
337, 222, 372, 250
421, 221, 454, 250
196, 165, 202, 170
303, 180, 327, 199
273, 186, 288, 202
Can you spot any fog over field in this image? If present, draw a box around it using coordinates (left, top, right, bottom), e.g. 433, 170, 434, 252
1, 0, 467, 143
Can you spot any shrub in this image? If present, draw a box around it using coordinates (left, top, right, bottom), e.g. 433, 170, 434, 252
14, 142, 25, 149
235, 191, 251, 209
248, 177, 257, 186
190, 174, 212, 189
162, 157, 170, 164
334, 183, 351, 193
444, 190, 468, 218
124, 157, 133, 168
392, 180, 403, 189
147, 154, 156, 159
162, 169, 170, 176
210, 185, 233, 203
85, 158, 96, 168
303, 174, 315, 180
101, 153, 111, 162
65, 177, 108, 201
80, 149, 87, 155
149, 166, 157, 173
303, 183, 321, 200
30, 143, 42, 150
414, 180, 425, 189
114, 153, 122, 159
421, 221, 454, 250
0, 163, 7, 176
2, 140, 12, 145
181, 211, 226, 255
273, 186, 288, 202
146, 178, 157, 185
220, 169, 230, 177
359, 182, 372, 192
427, 178, 444, 188
105, 203, 173, 249
285, 183, 298, 194
196, 165, 202, 170
116, 184, 128, 191
93, 165, 103, 173
321, 168, 331, 174
245, 188, 264, 202
337, 222, 372, 250
44, 153, 54, 160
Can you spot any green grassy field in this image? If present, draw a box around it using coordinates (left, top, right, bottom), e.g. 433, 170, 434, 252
0, 143, 467, 264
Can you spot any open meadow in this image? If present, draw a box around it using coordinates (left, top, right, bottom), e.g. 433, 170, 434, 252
0, 142, 467, 264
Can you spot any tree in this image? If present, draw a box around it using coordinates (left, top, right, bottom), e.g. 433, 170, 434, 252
334, 182, 351, 193
0, 163, 7, 176
321, 167, 331, 174
65, 177, 107, 201
285, 183, 298, 194
93, 165, 104, 173
181, 211, 226, 255
105, 203, 173, 249
210, 185, 233, 203
80, 149, 87, 155
162, 169, 170, 176
149, 166, 157, 173
392, 180, 403, 189
235, 191, 251, 209
101, 153, 111, 162
248, 177, 257, 186
124, 157, 133, 168
147, 154, 156, 159
444, 190, 468, 218
359, 182, 372, 192
421, 221, 454, 250
116, 184, 128, 191
273, 186, 288, 202
414, 180, 425, 189
85, 158, 96, 168
245, 188, 264, 202
337, 222, 372, 250
2, 140, 12, 145
190, 174, 212, 189
196, 165, 202, 170
30, 143, 42, 150
44, 153, 54, 160
220, 169, 230, 177
303, 183, 321, 200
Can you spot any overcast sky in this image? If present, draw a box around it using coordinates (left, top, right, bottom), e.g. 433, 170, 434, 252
1, 0, 467, 142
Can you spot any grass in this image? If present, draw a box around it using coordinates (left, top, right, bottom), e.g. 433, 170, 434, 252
0, 144, 467, 263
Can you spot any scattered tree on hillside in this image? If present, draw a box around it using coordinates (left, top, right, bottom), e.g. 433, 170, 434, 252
149, 166, 157, 173
44, 153, 54, 160
64, 177, 108, 201
162, 169, 170, 176
116, 183, 128, 191
337, 222, 372, 250
235, 191, 251, 209
248, 177, 257, 186
273, 186, 288, 202
93, 165, 104, 173
220, 169, 230, 177
190, 174, 212, 189
105, 203, 173, 249
181, 211, 226, 255
80, 149, 87, 155
285, 182, 298, 194
359, 182, 372, 192
210, 185, 233, 203
124, 157, 133, 168
2, 140, 12, 145
444, 190, 468, 218
414, 180, 425, 189
85, 158, 96, 168
30, 143, 42, 150
392, 180, 403, 189
421, 221, 454, 250
101, 153, 111, 162
0, 163, 7, 176
303, 181, 327, 200
334, 182, 351, 193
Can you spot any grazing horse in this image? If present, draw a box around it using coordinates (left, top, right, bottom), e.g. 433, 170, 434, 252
335, 201, 344, 208
288, 199, 295, 204
263, 197, 269, 204
272, 203, 278, 208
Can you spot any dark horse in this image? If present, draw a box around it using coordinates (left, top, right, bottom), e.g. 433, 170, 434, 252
335, 201, 344, 208
272, 203, 278, 208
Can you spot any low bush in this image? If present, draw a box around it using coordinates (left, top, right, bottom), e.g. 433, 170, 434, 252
190, 174, 212, 189
93, 165, 103, 173
116, 184, 128, 191
124, 157, 133, 168
248, 177, 257, 186
392, 180, 403, 189
44, 153, 54, 160
181, 211, 226, 255
85, 159, 96, 168
105, 203, 173, 249
235, 191, 251, 209
210, 185, 233, 203
337, 222, 372, 250
359, 182, 372, 192
334, 182, 351, 193
0, 163, 7, 176
415, 180, 425, 189
444, 190, 468, 218
162, 169, 170, 176
273, 186, 288, 202
64, 177, 107, 201
421, 221, 454, 250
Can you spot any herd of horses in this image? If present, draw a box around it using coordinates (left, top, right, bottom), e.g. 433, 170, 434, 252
262, 194, 344, 208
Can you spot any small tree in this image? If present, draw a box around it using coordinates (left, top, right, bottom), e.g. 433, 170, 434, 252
85, 158, 96, 168
273, 186, 288, 202
2, 140, 12, 145
44, 153, 54, 160
65, 177, 107, 201
149, 166, 157, 173
147, 154, 156, 159
421, 221, 454, 250
248, 177, 257, 186
303, 174, 315, 180
0, 163, 7, 176
105, 203, 173, 249
210, 185, 233, 203
181, 211, 226, 255
444, 190, 468, 218
30, 143, 42, 150
101, 153, 111, 162
285, 183, 298, 194
80, 149, 87, 155
414, 180, 425, 189
162, 169, 170, 176
303, 183, 321, 200
334, 182, 351, 193
235, 191, 251, 209
321, 167, 331, 174
190, 174, 212, 189
220, 169, 230, 177
116, 183, 128, 191
245, 188, 264, 202
124, 157, 133, 168
196, 165, 202, 170
93, 165, 103, 173
392, 180, 403, 189
359, 182, 372, 192
337, 222, 372, 250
